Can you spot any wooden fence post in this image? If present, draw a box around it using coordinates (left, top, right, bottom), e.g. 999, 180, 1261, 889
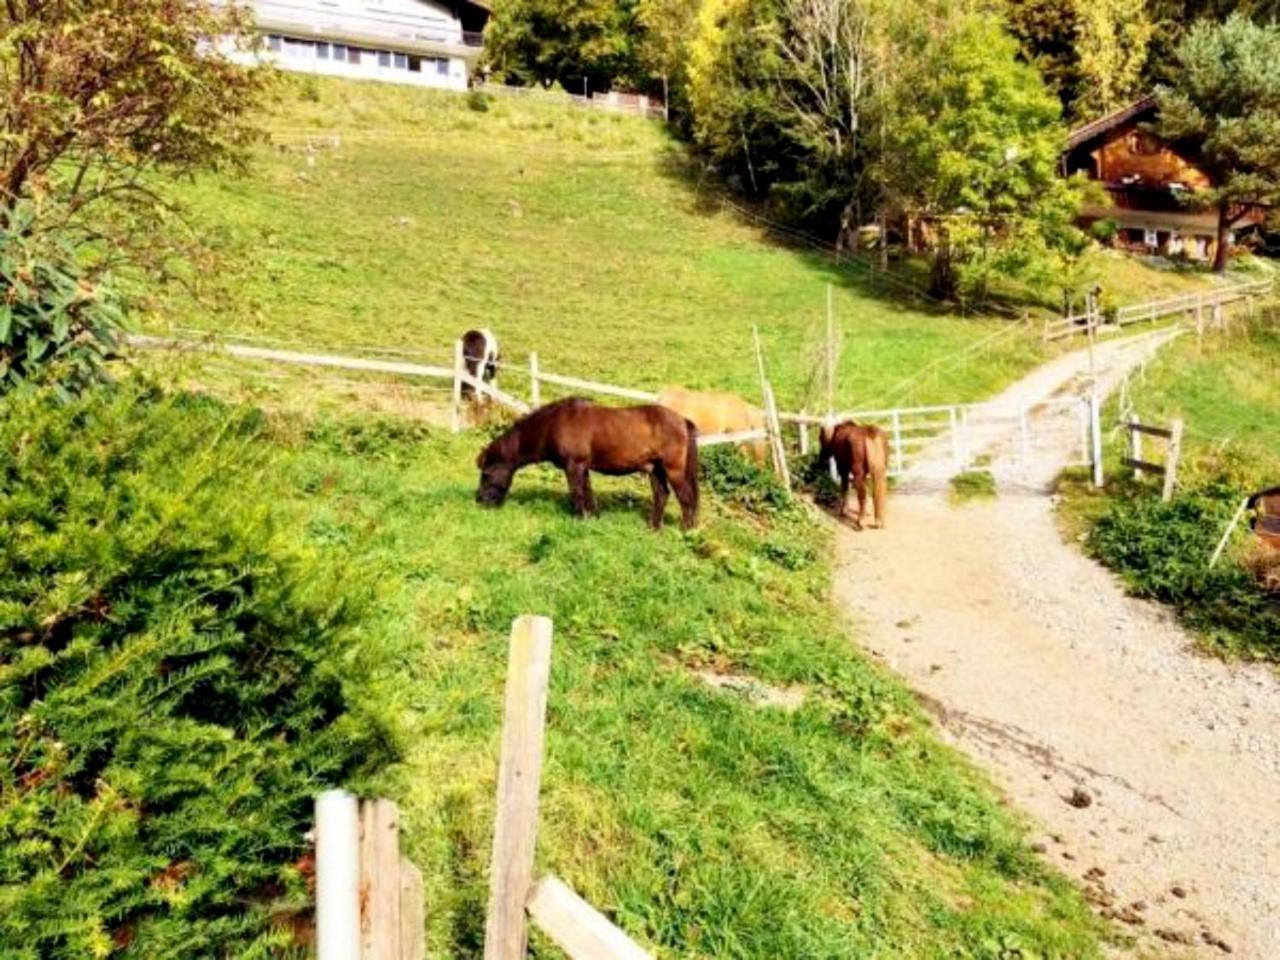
452, 340, 465, 434
1209, 496, 1251, 568
315, 790, 362, 960
763, 383, 791, 490
1090, 392, 1104, 488
361, 799, 402, 960
1130, 416, 1143, 478
890, 410, 904, 474
483, 616, 555, 960
399, 858, 425, 960
529, 352, 541, 408
1161, 418, 1183, 502
798, 412, 810, 456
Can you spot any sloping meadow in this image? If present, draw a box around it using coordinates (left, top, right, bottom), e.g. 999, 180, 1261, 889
0, 380, 1107, 957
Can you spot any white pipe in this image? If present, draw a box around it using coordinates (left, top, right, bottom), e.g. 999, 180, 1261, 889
315, 789, 361, 960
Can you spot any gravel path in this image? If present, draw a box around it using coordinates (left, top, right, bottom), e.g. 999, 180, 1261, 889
833, 334, 1280, 958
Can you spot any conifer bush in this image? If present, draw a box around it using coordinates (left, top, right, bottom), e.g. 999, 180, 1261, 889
0, 382, 397, 957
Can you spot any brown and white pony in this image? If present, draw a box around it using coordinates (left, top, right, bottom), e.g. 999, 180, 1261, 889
657, 386, 767, 464
476, 397, 700, 529
819, 421, 889, 530
461, 328, 500, 400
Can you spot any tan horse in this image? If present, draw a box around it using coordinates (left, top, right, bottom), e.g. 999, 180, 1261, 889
819, 422, 889, 529
657, 386, 767, 464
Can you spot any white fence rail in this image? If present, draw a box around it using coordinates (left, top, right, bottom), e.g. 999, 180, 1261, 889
129, 333, 1102, 482
1043, 278, 1271, 342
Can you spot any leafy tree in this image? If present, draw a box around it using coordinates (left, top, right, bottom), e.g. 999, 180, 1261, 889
876, 10, 1086, 299
686, 0, 797, 196
636, 0, 700, 116
1002, 0, 1152, 118
1155, 14, 1280, 271
483, 0, 643, 93
1073, 0, 1153, 117
0, 0, 267, 390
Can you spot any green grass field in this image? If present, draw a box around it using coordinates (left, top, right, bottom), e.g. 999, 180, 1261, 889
148, 76, 1050, 415
245, 409, 1107, 958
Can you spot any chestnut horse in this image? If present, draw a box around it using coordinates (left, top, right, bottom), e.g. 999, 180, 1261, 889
476, 397, 699, 529
657, 386, 767, 465
819, 421, 889, 529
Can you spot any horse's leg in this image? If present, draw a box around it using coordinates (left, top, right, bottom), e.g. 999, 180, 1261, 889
670, 467, 697, 530
565, 461, 589, 517
648, 463, 670, 530
854, 463, 869, 530
581, 469, 598, 516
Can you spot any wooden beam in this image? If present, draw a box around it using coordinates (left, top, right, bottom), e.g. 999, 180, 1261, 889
483, 616, 555, 960
361, 799, 402, 960
527, 876, 654, 960
1121, 457, 1167, 475
698, 428, 769, 447
399, 857, 425, 960
1126, 421, 1175, 439
534, 371, 657, 403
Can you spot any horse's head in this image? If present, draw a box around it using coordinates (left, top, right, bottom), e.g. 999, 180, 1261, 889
475, 437, 516, 507
817, 424, 835, 463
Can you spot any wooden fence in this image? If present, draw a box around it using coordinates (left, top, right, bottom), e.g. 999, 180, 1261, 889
1043, 278, 1272, 342
313, 617, 654, 960
1121, 417, 1184, 502
130, 331, 1112, 484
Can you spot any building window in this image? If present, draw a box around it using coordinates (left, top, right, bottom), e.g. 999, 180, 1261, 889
408, 55, 422, 72
332, 43, 346, 61
436, 58, 449, 76
394, 52, 408, 70
267, 34, 283, 53
1144, 228, 1159, 249
1129, 131, 1162, 156
348, 47, 362, 64
378, 50, 392, 67
317, 42, 330, 60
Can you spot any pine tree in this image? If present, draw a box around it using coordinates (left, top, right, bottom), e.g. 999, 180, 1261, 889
1155, 14, 1280, 271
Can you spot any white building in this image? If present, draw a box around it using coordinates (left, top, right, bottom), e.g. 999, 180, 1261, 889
246, 0, 490, 91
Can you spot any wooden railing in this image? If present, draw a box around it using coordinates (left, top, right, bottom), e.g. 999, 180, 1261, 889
1043, 278, 1272, 342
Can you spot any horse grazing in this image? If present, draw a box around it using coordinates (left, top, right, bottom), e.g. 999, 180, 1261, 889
461, 328, 500, 400
657, 386, 767, 464
476, 397, 700, 529
819, 421, 889, 530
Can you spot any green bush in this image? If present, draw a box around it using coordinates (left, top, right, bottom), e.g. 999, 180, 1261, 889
1089, 218, 1119, 244
1087, 474, 1280, 659
0, 204, 125, 394
699, 445, 798, 518
0, 382, 397, 957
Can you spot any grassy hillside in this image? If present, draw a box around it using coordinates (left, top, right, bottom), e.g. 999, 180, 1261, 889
149, 76, 1047, 415
249, 406, 1107, 958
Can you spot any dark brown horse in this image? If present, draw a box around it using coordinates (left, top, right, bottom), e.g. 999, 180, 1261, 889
476, 397, 700, 529
819, 421, 889, 530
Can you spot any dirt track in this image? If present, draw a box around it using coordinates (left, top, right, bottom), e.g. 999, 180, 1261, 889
833, 334, 1280, 958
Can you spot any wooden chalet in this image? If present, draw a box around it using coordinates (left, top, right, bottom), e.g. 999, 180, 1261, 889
1062, 96, 1264, 262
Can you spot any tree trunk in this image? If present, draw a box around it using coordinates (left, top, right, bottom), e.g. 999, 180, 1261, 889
1213, 200, 1230, 273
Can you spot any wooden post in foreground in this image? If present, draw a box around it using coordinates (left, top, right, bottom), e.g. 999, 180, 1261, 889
798, 412, 810, 456
763, 382, 791, 490
452, 339, 465, 434
527, 876, 654, 960
1209, 496, 1251, 569
315, 790, 361, 960
360, 799, 402, 960
399, 858, 426, 960
1161, 418, 1184, 502
483, 616, 554, 960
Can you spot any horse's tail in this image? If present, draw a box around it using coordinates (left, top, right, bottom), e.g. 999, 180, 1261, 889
684, 417, 701, 515
872, 430, 889, 528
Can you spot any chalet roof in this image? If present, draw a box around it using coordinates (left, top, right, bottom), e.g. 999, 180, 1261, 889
1065, 95, 1157, 151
